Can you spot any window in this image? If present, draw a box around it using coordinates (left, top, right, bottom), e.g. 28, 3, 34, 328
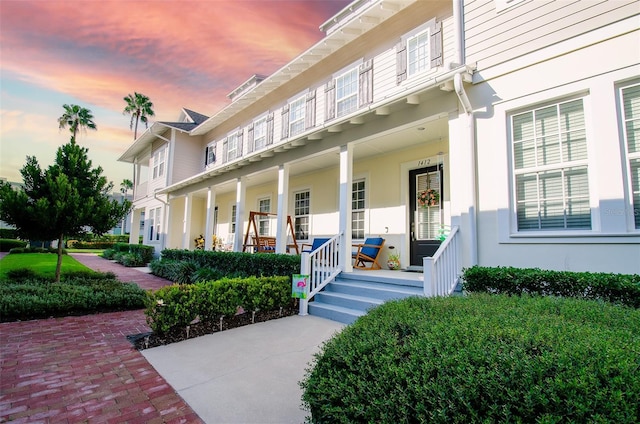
226, 132, 240, 162
336, 68, 358, 117
258, 198, 270, 236
294, 190, 310, 240
152, 148, 165, 179
352, 179, 366, 239
621, 83, 640, 228
230, 204, 237, 235
254, 117, 267, 150
149, 207, 161, 241
407, 30, 430, 77
511, 98, 591, 231
289, 96, 306, 137
205, 144, 215, 166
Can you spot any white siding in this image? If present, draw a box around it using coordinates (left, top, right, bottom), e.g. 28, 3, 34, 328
171, 132, 204, 184
465, 0, 639, 71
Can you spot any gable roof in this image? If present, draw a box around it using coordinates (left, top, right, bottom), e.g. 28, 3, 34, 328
183, 109, 209, 125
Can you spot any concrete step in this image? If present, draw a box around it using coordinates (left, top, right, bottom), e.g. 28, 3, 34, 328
328, 280, 423, 301
339, 271, 423, 288
314, 291, 384, 312
308, 302, 364, 325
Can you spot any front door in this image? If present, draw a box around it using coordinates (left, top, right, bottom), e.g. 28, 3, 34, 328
409, 165, 443, 266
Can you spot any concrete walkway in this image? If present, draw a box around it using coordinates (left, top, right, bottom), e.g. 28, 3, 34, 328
0, 252, 344, 423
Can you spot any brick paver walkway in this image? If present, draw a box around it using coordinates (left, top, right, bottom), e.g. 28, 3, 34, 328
0, 253, 204, 423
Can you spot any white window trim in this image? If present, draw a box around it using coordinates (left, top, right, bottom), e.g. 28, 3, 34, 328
351, 177, 367, 240
152, 148, 165, 180
336, 66, 359, 118
407, 28, 430, 79
289, 96, 306, 137
227, 131, 240, 162
254, 116, 267, 151
292, 188, 311, 242
257, 196, 271, 236
619, 82, 640, 231
206, 142, 216, 166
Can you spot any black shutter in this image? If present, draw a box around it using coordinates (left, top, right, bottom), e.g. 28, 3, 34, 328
430, 21, 443, 68
266, 112, 274, 145
205, 146, 209, 166
305, 89, 316, 129
281, 104, 290, 139
325, 80, 336, 121
396, 40, 407, 84
359, 59, 374, 107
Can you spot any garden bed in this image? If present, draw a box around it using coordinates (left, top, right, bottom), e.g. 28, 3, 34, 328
129, 305, 298, 350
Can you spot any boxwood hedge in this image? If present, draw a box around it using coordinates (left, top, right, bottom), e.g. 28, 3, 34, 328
301, 294, 640, 423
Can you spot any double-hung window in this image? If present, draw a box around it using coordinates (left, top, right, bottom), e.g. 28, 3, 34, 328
149, 207, 161, 241
254, 117, 267, 151
226, 132, 240, 162
205, 144, 215, 166
511, 98, 591, 231
352, 179, 366, 239
152, 148, 165, 180
336, 68, 358, 117
620, 84, 640, 229
289, 97, 306, 137
230, 204, 237, 235
294, 190, 310, 241
407, 29, 430, 77
258, 197, 270, 236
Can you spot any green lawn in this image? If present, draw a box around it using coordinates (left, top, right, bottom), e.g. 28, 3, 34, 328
0, 253, 93, 279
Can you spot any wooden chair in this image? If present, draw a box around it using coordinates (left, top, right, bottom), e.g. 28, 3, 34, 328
253, 236, 276, 253
301, 237, 330, 253
352, 237, 385, 270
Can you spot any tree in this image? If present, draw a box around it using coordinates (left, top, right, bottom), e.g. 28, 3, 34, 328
0, 140, 130, 282
123, 92, 155, 139
58, 104, 97, 142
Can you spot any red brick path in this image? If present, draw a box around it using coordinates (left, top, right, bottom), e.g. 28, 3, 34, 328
0, 254, 204, 423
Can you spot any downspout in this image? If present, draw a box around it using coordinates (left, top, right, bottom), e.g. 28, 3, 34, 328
454, 72, 478, 266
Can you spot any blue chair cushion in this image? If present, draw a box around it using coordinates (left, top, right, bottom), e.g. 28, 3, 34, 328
357, 237, 384, 259
303, 238, 330, 253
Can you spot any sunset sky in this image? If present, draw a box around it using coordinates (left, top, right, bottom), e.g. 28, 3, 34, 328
0, 0, 351, 189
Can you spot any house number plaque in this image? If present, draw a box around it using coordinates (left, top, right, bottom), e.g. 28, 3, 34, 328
417, 158, 432, 167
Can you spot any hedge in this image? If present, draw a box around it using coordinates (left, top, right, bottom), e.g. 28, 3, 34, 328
0, 274, 147, 321
145, 276, 293, 334
462, 266, 640, 308
150, 249, 300, 283
68, 241, 116, 249
103, 243, 154, 267
301, 294, 640, 423
0, 239, 27, 252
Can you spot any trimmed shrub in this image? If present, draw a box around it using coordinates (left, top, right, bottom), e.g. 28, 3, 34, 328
70, 241, 116, 249
0, 276, 147, 321
0, 239, 27, 252
103, 243, 154, 266
0, 229, 18, 239
145, 276, 293, 334
8, 246, 67, 255
156, 249, 300, 280
6, 268, 39, 281
301, 294, 640, 423
462, 266, 640, 308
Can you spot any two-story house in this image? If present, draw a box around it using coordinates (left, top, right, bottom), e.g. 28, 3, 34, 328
119, 0, 640, 283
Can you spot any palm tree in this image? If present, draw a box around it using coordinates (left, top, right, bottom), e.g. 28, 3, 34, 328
123, 92, 155, 139
58, 104, 97, 142
119, 179, 133, 235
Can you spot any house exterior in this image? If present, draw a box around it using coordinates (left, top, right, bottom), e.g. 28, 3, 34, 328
119, 0, 640, 278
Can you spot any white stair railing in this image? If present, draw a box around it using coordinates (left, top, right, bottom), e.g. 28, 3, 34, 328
299, 234, 342, 316
423, 226, 461, 297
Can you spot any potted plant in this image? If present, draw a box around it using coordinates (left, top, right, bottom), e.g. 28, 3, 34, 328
387, 254, 400, 270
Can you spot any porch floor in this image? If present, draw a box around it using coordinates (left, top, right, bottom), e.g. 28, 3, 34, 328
350, 268, 424, 283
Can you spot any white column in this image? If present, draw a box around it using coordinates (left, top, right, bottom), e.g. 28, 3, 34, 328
164, 197, 173, 249
233, 177, 247, 252
276, 164, 290, 253
129, 209, 141, 244
204, 187, 216, 251
339, 144, 354, 272
182, 194, 193, 249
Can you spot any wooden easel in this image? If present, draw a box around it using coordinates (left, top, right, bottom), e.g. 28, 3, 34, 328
242, 211, 299, 254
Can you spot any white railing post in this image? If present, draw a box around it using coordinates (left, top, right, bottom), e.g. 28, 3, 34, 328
423, 256, 436, 297
299, 252, 311, 316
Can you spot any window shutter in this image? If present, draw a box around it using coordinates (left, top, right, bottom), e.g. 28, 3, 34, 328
281, 105, 290, 139
305, 89, 316, 129
396, 40, 407, 84
325, 80, 336, 121
205, 146, 209, 166
237, 129, 244, 157
430, 21, 443, 68
222, 139, 228, 164
359, 59, 374, 107
247, 124, 254, 153
266, 112, 274, 145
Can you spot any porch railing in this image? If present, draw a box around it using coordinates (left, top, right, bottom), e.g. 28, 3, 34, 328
423, 225, 461, 297
299, 234, 343, 316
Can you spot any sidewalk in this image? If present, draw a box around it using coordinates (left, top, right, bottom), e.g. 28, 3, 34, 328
0, 252, 344, 423
0, 253, 203, 423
